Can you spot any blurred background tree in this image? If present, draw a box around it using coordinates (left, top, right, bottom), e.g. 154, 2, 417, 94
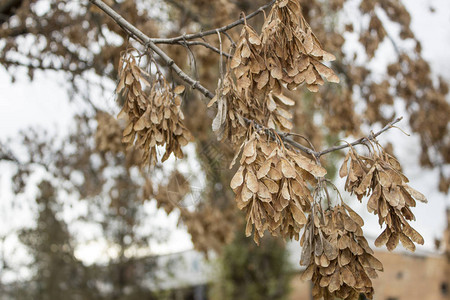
0, 0, 448, 299
210, 227, 292, 300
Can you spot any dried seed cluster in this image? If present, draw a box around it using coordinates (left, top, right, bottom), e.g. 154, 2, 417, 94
116, 51, 192, 166
340, 145, 427, 251
230, 131, 327, 243
144, 171, 235, 254
301, 203, 382, 300
223, 1, 339, 245
261, 0, 339, 92
212, 76, 296, 143
95, 111, 125, 154
212, 0, 340, 141
183, 206, 235, 254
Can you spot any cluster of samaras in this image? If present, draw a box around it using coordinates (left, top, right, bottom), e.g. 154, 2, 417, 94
230, 135, 426, 300
301, 204, 383, 299
210, 0, 338, 142
340, 144, 427, 251
116, 51, 192, 166
220, 1, 427, 300
230, 130, 327, 243
111, 1, 428, 299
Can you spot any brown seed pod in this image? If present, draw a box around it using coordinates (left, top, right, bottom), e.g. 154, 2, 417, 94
339, 143, 426, 252
116, 51, 192, 166
230, 130, 326, 243
300, 203, 381, 300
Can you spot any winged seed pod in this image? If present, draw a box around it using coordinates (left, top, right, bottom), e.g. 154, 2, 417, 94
300, 203, 382, 300
230, 130, 326, 244
339, 145, 427, 251
261, 0, 340, 92
209, 72, 297, 144
116, 51, 192, 166
228, 24, 297, 133
223, 0, 339, 141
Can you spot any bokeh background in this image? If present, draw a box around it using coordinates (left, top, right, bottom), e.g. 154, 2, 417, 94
0, 0, 449, 299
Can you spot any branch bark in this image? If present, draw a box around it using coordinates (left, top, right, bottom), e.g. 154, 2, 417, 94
169, 40, 232, 58
89, 0, 215, 99
315, 117, 403, 157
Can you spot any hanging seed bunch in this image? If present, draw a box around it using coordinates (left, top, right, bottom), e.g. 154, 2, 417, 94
208, 74, 246, 143
95, 111, 125, 154
261, 0, 340, 92
116, 51, 192, 166
229, 23, 294, 132
211, 76, 296, 143
339, 142, 427, 251
230, 23, 268, 102
182, 205, 236, 254
222, 29, 297, 140
301, 200, 383, 300
219, 0, 340, 141
230, 129, 327, 244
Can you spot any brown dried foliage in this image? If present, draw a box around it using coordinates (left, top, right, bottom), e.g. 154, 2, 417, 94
147, 171, 235, 254
182, 205, 236, 254
116, 51, 192, 166
260, 0, 339, 92
301, 203, 382, 300
340, 143, 427, 251
95, 111, 125, 154
211, 0, 340, 143
230, 130, 327, 243
2, 0, 442, 297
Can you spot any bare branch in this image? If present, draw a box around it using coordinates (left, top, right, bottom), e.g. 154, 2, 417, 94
315, 117, 404, 157
0, 153, 19, 163
168, 40, 232, 58
151, 0, 276, 44
89, 0, 215, 99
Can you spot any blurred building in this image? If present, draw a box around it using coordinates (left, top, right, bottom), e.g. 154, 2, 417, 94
157, 209, 450, 300
149, 250, 212, 300
290, 209, 449, 300
154, 243, 449, 300
290, 248, 449, 300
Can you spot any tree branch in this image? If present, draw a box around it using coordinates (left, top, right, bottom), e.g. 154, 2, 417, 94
170, 40, 232, 58
151, 0, 276, 45
315, 117, 403, 157
89, 0, 215, 99
88, 0, 403, 162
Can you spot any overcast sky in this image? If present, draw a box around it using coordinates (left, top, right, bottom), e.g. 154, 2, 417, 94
0, 0, 449, 272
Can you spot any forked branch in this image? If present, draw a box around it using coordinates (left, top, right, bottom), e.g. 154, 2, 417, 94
89, 0, 215, 99
151, 0, 276, 44
88, 0, 403, 160
316, 117, 403, 157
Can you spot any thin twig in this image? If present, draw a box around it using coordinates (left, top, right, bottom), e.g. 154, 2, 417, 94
315, 117, 403, 157
176, 40, 232, 58
89, 0, 215, 99
150, 0, 276, 44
